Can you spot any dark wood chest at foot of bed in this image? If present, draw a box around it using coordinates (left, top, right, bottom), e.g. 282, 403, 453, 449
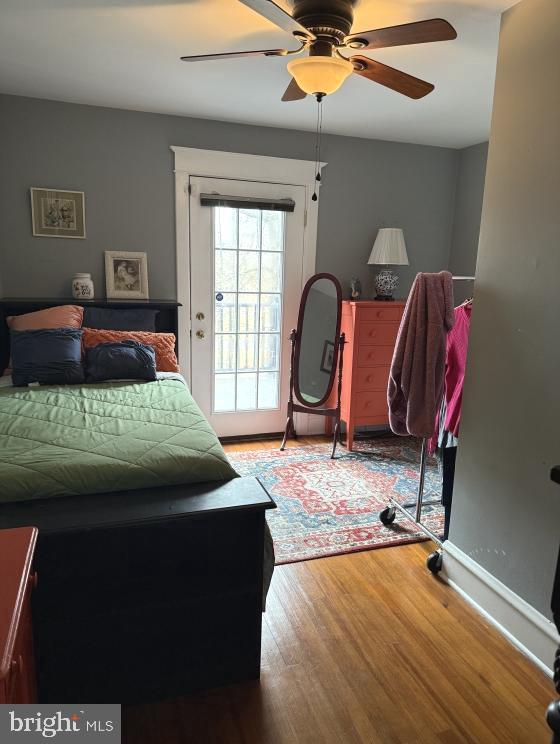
0, 477, 274, 704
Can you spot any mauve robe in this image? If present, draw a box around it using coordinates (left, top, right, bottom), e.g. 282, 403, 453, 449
388, 271, 455, 438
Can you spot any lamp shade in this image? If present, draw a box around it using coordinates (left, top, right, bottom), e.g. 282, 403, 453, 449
367, 228, 409, 266
287, 56, 354, 96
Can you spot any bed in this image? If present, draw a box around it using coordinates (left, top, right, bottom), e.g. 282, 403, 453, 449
0, 373, 236, 502
0, 298, 275, 703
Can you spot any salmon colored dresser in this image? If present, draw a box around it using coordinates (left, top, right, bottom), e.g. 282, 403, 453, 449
327, 300, 405, 450
0, 526, 38, 704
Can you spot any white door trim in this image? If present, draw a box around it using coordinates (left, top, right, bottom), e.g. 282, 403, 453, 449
171, 146, 326, 434
442, 539, 559, 676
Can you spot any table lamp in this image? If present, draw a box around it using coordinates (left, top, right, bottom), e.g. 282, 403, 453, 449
367, 228, 409, 300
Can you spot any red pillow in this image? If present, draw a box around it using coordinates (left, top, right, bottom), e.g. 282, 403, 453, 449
82, 329, 179, 373
7, 305, 84, 331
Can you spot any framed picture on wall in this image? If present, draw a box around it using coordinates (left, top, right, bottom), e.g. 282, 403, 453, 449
320, 340, 335, 374
30, 187, 86, 239
105, 251, 149, 300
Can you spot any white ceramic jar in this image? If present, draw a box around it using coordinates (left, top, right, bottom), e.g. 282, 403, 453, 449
72, 273, 94, 299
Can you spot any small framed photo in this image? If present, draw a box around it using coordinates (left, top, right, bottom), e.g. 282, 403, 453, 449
320, 340, 335, 374
30, 187, 85, 239
105, 251, 149, 300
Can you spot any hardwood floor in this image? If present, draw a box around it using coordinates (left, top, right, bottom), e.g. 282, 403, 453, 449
123, 437, 553, 744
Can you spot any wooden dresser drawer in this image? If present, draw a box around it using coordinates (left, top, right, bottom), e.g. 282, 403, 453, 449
358, 322, 399, 346
0, 527, 38, 704
357, 345, 394, 367
333, 300, 404, 450
354, 367, 390, 392
357, 306, 403, 323
354, 391, 389, 417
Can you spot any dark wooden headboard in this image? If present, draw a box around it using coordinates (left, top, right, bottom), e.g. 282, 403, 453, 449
0, 298, 181, 375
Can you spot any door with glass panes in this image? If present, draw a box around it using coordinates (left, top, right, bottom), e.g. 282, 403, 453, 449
189, 177, 306, 437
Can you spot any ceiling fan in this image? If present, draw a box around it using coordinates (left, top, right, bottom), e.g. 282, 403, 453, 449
181, 0, 457, 101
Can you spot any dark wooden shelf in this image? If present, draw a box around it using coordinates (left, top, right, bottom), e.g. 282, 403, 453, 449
0, 297, 181, 307
0, 297, 182, 369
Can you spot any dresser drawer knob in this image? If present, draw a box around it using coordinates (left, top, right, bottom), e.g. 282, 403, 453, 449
11, 656, 22, 678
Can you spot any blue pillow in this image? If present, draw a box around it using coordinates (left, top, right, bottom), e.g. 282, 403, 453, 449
11, 328, 85, 387
85, 341, 157, 382
82, 307, 158, 332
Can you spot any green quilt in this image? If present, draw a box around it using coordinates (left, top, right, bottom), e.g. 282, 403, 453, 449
0, 378, 237, 502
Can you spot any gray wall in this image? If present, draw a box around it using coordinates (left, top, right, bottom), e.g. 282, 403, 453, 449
449, 142, 488, 275
449, 141, 488, 303
449, 0, 560, 617
0, 94, 459, 301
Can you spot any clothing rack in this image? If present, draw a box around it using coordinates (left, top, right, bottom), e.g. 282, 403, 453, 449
379, 275, 475, 573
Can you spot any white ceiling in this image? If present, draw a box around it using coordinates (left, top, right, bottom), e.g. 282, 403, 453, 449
0, 0, 516, 148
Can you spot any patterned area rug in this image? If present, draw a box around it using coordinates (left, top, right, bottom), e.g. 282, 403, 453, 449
228, 437, 444, 564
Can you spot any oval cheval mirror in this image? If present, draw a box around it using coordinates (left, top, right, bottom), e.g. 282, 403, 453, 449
280, 273, 345, 458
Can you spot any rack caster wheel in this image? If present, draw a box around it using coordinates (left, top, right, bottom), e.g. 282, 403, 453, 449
379, 507, 396, 526
427, 550, 443, 575
546, 700, 560, 736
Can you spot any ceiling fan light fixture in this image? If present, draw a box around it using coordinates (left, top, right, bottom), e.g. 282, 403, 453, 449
287, 55, 353, 96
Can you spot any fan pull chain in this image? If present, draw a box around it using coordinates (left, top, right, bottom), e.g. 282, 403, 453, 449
312, 93, 324, 202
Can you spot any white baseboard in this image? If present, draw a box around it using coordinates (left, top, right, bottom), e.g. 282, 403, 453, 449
442, 540, 559, 676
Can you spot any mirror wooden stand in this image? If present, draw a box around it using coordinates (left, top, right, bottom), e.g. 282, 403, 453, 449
280, 273, 345, 458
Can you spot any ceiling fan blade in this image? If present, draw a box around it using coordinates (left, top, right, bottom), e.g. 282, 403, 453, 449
181, 48, 289, 62
352, 56, 434, 99
239, 0, 315, 40
282, 78, 307, 101
346, 19, 456, 51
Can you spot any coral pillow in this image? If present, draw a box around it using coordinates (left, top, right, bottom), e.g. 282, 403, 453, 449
7, 305, 84, 331
82, 328, 179, 372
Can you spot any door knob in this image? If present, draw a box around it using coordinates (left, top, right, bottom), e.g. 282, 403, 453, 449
196, 312, 205, 320
196, 329, 205, 339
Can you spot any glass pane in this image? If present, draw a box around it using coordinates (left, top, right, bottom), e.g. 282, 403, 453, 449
214, 374, 235, 412
298, 277, 339, 404
260, 294, 281, 332
238, 251, 260, 291
238, 293, 259, 333
258, 372, 279, 409
259, 334, 280, 371
261, 252, 282, 292
215, 250, 237, 292
262, 211, 284, 252
215, 292, 236, 333
238, 333, 258, 372
211, 205, 283, 414
215, 334, 236, 372
237, 373, 257, 410
239, 209, 260, 251
214, 207, 237, 250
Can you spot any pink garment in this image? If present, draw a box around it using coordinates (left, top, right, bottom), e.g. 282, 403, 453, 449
444, 303, 472, 436
388, 271, 455, 438
428, 302, 472, 453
